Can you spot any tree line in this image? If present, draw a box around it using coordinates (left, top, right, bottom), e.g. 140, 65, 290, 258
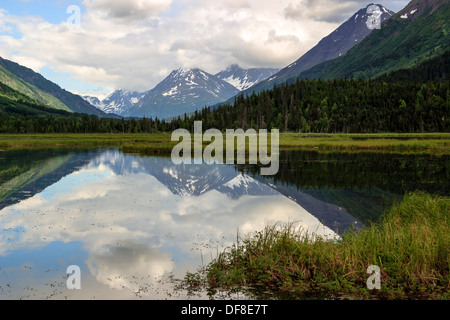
177, 78, 449, 133
1, 78, 449, 134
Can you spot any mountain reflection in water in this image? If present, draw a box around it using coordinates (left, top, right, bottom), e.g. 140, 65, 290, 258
0, 148, 447, 299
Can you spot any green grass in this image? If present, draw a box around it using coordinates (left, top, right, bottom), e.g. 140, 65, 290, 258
0, 65, 71, 112
0, 133, 175, 151
201, 192, 449, 299
279, 133, 450, 155
0, 133, 449, 155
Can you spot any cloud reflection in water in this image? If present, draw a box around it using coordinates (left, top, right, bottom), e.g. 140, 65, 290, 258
0, 149, 338, 299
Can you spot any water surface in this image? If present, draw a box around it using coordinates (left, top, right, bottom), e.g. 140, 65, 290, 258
0, 148, 447, 299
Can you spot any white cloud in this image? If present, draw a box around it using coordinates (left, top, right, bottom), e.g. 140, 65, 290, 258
285, 0, 359, 23
83, 0, 173, 22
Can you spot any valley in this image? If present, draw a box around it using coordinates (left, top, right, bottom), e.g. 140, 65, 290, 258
0, 0, 448, 303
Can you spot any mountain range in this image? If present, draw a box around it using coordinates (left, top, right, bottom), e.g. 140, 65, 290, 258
81, 3, 397, 119
84, 90, 150, 115
83, 65, 279, 118
1, 0, 448, 122
123, 68, 240, 119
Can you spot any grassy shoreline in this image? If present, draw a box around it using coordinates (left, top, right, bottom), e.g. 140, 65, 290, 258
192, 192, 449, 300
0, 133, 449, 155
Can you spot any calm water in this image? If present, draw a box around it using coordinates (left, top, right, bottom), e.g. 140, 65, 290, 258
0, 148, 448, 300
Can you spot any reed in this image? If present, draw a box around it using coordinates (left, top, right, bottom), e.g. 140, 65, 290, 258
205, 192, 450, 299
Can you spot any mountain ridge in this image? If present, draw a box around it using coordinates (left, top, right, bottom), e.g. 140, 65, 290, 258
124, 67, 240, 119
95, 65, 278, 118
296, 0, 450, 81
0, 61, 72, 113
0, 56, 107, 116
0, 80, 74, 118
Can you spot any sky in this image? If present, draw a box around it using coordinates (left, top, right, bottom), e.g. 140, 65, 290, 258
0, 0, 410, 99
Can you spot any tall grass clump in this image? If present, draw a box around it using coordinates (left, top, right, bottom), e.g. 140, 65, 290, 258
205, 192, 449, 299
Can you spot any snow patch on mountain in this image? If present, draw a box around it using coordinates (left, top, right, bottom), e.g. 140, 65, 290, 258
215, 65, 280, 91
163, 86, 179, 97
224, 174, 255, 190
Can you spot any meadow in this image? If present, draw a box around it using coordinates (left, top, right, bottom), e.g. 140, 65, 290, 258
0, 132, 449, 155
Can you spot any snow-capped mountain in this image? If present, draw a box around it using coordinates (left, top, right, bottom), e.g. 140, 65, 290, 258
237, 4, 395, 96
84, 65, 279, 118
101, 90, 150, 115
84, 90, 150, 115
215, 65, 279, 91
82, 96, 102, 109
124, 68, 240, 119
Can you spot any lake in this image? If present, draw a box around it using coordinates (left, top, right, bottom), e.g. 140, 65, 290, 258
0, 148, 448, 299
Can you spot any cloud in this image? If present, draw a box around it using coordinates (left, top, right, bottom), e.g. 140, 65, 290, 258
83, 0, 173, 22
283, 0, 408, 23
284, 0, 358, 23
87, 241, 175, 290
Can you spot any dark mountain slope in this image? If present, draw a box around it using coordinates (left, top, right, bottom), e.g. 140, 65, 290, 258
298, 0, 450, 81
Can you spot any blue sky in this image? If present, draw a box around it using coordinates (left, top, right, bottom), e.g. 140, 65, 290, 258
0, 0, 411, 98
2, 0, 84, 25
0, 0, 94, 94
